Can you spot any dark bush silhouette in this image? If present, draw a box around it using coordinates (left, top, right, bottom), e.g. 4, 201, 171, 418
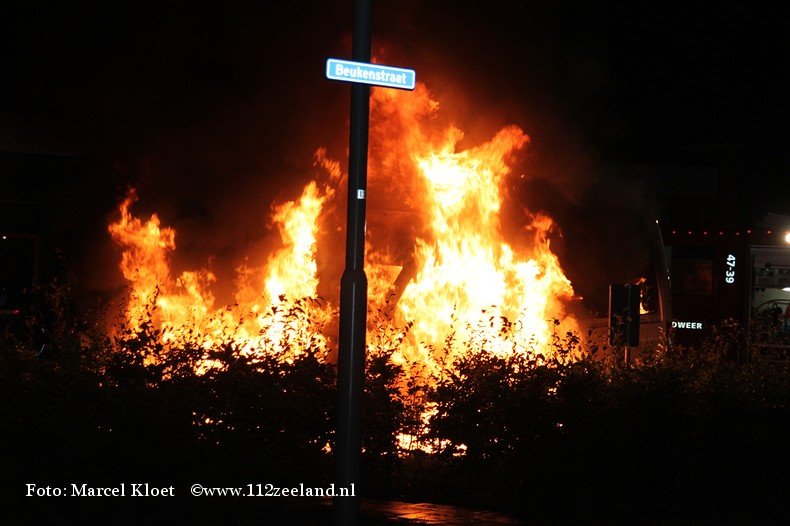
4, 281, 790, 523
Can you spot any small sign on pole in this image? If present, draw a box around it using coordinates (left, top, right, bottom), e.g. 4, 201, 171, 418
326, 58, 416, 90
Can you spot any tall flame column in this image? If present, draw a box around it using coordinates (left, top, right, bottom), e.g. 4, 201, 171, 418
334, 1, 371, 525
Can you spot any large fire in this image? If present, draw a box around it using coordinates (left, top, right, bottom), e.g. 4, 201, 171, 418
108, 80, 578, 377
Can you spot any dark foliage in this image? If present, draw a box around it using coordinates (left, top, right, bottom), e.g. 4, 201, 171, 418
3, 282, 790, 523
422, 341, 790, 522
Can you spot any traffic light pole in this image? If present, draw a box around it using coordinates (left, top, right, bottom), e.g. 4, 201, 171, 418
334, 1, 371, 525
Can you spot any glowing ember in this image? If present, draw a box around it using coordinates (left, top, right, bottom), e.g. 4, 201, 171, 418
107, 79, 578, 377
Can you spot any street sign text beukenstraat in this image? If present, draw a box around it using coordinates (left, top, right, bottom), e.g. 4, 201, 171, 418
326, 58, 416, 90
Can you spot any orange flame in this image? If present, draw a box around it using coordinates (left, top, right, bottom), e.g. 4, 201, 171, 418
635, 276, 650, 315
108, 79, 578, 377
109, 181, 333, 366
107, 189, 216, 336
365, 86, 577, 375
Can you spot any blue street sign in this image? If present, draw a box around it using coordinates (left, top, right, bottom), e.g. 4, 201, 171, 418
326, 58, 415, 90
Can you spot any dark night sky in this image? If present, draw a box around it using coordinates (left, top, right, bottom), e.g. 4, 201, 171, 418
4, 3, 788, 163
2, 1, 789, 298
4, 2, 788, 187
